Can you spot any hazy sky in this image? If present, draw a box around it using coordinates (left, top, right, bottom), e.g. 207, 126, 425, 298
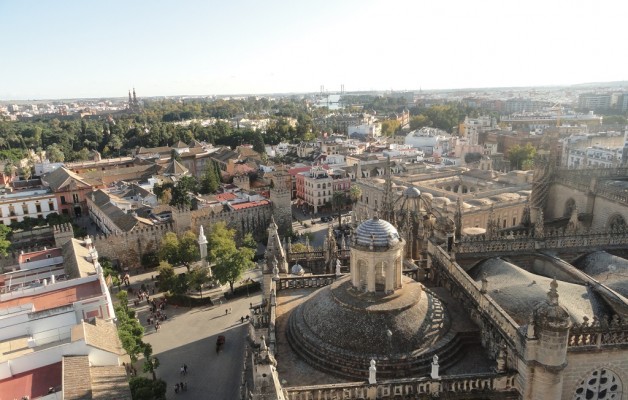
1, 0, 626, 100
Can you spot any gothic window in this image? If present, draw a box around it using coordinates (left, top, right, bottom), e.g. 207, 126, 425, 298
608, 214, 626, 231
564, 198, 576, 217
573, 368, 622, 400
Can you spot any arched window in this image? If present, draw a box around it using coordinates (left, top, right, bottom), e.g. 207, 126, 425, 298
573, 368, 622, 400
608, 214, 627, 231
564, 198, 576, 217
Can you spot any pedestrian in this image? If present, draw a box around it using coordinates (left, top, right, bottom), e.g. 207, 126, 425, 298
175, 383, 180, 394
180, 381, 184, 391
225, 308, 228, 315
229, 307, 232, 314
180, 366, 185, 375
241, 316, 244, 323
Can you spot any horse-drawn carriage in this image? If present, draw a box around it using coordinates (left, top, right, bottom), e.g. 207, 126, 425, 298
216, 335, 225, 353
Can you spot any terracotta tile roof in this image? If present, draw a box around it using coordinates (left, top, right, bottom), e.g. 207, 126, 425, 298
0, 280, 102, 311
18, 248, 63, 264
229, 200, 270, 210
215, 192, 237, 202
0, 361, 62, 399
63, 356, 92, 399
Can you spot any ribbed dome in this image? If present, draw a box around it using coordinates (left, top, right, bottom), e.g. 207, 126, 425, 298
291, 263, 305, 276
404, 187, 421, 198
355, 217, 400, 248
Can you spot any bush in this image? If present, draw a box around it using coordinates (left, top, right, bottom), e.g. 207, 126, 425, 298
163, 293, 214, 307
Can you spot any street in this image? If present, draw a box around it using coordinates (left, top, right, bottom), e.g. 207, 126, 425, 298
128, 269, 263, 399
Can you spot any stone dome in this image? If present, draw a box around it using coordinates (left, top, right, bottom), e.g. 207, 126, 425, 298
354, 217, 400, 248
286, 276, 456, 380
403, 187, 421, 198
291, 263, 305, 276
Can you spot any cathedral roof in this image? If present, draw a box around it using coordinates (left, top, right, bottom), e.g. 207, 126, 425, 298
469, 258, 609, 324
354, 217, 400, 249
575, 251, 628, 298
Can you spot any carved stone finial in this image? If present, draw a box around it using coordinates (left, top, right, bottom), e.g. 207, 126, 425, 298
481, 272, 488, 294
430, 355, 440, 379
548, 278, 559, 305
368, 359, 377, 384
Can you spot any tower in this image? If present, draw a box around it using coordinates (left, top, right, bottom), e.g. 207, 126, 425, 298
132, 87, 137, 106
128, 90, 132, 108
263, 216, 288, 296
269, 178, 291, 234
523, 279, 570, 400
381, 157, 395, 223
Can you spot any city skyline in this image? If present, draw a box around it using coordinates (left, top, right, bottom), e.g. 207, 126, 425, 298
1, 0, 627, 100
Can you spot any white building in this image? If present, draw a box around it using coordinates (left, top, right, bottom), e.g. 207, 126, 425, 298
0, 237, 130, 399
404, 127, 451, 155
459, 115, 496, 146
567, 146, 623, 169
0, 188, 59, 225
347, 122, 382, 138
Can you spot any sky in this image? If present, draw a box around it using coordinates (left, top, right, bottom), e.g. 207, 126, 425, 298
1, 0, 627, 100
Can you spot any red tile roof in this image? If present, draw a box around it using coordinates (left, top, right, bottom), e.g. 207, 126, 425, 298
18, 248, 63, 264
0, 361, 62, 399
215, 192, 237, 202
230, 200, 270, 210
288, 164, 328, 176
1, 280, 102, 311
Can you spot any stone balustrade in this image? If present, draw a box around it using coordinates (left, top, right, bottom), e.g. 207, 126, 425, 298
284, 372, 518, 400
457, 228, 628, 254
276, 274, 337, 291
429, 243, 522, 349
568, 315, 628, 348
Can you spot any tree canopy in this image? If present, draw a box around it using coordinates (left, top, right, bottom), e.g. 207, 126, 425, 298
508, 143, 537, 170
207, 221, 254, 293
158, 231, 200, 271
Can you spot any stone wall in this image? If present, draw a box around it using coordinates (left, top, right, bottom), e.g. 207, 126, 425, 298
87, 202, 274, 268
90, 223, 175, 268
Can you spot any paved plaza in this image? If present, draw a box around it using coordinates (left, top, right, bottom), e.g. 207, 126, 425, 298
126, 269, 263, 399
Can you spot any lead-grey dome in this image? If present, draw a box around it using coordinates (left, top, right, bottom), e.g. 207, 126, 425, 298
404, 187, 421, 198
355, 217, 400, 248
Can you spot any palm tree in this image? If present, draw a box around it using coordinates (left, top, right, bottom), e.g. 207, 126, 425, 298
332, 191, 346, 226
349, 184, 362, 206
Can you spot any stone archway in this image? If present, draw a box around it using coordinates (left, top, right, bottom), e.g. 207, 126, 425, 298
357, 259, 368, 291
564, 198, 576, 217
375, 261, 386, 291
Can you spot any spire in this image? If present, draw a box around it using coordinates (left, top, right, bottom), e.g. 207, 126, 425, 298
128, 90, 132, 107
548, 278, 559, 305
381, 157, 395, 223
132, 87, 137, 105
454, 197, 463, 240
